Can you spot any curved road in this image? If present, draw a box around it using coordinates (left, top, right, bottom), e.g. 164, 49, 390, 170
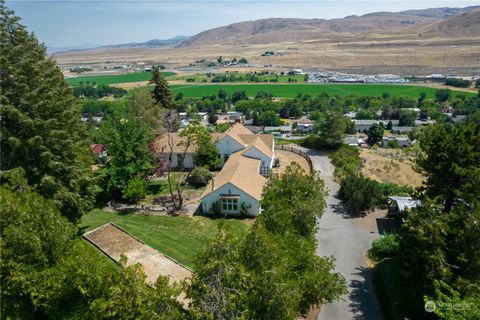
301, 147, 382, 320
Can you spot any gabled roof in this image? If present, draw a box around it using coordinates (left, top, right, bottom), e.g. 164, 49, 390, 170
153, 133, 222, 154
217, 123, 274, 159
201, 151, 267, 201
238, 134, 274, 159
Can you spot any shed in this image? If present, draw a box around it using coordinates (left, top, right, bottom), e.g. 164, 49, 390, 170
387, 196, 421, 216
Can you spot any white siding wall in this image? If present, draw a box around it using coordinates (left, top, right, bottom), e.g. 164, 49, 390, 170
201, 183, 261, 217
243, 147, 273, 169
216, 136, 244, 166
170, 153, 195, 169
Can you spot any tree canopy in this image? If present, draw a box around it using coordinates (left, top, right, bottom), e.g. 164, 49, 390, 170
187, 164, 346, 319
417, 123, 480, 212
150, 66, 173, 109
0, 3, 96, 221
96, 109, 154, 202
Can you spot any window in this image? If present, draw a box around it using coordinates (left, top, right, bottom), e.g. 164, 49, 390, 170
177, 154, 184, 167
221, 198, 239, 212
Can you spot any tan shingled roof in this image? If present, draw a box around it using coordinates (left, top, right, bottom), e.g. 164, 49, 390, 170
153, 133, 221, 154
237, 134, 273, 159
201, 151, 267, 200
226, 123, 254, 135
152, 133, 198, 153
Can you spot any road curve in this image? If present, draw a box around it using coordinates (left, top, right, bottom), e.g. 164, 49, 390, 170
298, 147, 382, 320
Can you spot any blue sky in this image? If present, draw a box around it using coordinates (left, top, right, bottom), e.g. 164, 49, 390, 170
7, 0, 479, 47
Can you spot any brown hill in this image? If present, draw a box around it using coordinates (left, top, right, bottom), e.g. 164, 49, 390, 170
414, 9, 480, 38
178, 6, 479, 47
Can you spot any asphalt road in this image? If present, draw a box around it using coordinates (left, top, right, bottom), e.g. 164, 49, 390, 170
298, 147, 382, 320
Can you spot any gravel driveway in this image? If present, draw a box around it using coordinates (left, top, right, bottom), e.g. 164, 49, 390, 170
296, 146, 382, 320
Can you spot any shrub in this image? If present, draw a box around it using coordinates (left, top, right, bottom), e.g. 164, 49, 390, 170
186, 166, 213, 187
369, 233, 400, 262
300, 135, 322, 149
387, 140, 399, 148
329, 145, 362, 180
444, 78, 472, 88
338, 174, 383, 215
122, 177, 147, 202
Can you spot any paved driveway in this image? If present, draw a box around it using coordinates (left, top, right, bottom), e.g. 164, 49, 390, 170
297, 147, 382, 320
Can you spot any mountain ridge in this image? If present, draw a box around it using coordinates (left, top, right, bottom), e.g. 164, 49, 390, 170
177, 6, 480, 47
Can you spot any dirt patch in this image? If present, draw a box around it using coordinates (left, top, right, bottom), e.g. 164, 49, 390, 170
273, 149, 310, 175
352, 209, 387, 233
360, 148, 424, 188
84, 223, 191, 284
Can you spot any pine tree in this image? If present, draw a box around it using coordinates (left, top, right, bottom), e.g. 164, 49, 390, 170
149, 66, 173, 109
0, 3, 96, 222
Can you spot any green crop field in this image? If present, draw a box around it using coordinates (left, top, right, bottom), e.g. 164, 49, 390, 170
66, 71, 175, 86
170, 83, 474, 99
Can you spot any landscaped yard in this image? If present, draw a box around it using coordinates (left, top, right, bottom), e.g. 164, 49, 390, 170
79, 209, 251, 268
142, 173, 205, 206
66, 71, 175, 86
170, 83, 474, 99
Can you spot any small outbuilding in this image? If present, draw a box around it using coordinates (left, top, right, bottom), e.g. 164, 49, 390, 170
387, 196, 421, 216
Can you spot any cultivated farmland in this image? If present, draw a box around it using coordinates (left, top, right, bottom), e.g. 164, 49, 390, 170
66, 71, 175, 86
170, 83, 474, 99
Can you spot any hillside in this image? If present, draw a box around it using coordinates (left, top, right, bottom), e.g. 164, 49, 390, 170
414, 9, 480, 38
178, 6, 479, 47
54, 6, 480, 76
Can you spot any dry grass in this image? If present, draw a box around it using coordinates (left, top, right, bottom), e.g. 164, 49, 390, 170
272, 149, 310, 175
360, 148, 424, 188
55, 34, 480, 76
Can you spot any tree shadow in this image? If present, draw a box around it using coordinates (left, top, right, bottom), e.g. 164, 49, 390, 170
348, 266, 381, 320
376, 216, 402, 235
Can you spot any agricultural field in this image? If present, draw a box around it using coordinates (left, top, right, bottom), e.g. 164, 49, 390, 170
170, 83, 474, 99
169, 73, 307, 83
66, 71, 175, 86
79, 209, 251, 268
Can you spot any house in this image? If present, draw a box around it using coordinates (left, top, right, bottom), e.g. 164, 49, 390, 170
353, 119, 401, 132
387, 196, 421, 216
382, 136, 412, 147
227, 111, 243, 122
152, 134, 198, 169
415, 119, 435, 126
391, 126, 413, 134
263, 125, 292, 134
343, 136, 365, 146
245, 125, 262, 134
215, 114, 230, 125
296, 119, 315, 134
201, 123, 275, 217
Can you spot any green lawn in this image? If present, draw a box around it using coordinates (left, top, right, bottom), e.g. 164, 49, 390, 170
143, 173, 199, 203
79, 209, 251, 268
66, 71, 175, 86
170, 83, 474, 99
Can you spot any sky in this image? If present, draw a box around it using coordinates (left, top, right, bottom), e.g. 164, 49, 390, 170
6, 0, 480, 47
